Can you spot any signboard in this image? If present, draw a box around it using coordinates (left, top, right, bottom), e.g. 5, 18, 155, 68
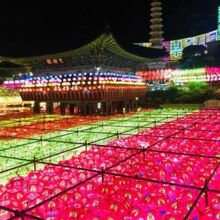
170, 30, 218, 60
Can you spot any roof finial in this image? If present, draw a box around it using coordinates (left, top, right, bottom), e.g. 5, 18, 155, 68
104, 24, 111, 34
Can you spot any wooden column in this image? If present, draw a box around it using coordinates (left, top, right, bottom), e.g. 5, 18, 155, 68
123, 101, 127, 114
109, 102, 113, 115
131, 100, 134, 111
101, 102, 106, 115
33, 101, 40, 114
133, 99, 138, 111
69, 103, 75, 115
128, 100, 131, 112
46, 102, 54, 114
106, 101, 109, 115
60, 103, 66, 115
80, 102, 86, 115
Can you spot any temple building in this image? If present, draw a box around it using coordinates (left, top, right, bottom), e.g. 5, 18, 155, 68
3, 33, 149, 115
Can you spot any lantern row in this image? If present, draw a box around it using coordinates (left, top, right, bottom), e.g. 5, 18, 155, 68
137, 69, 174, 81
18, 85, 147, 93
20, 86, 147, 101
137, 67, 220, 83
4, 72, 145, 90
172, 67, 220, 83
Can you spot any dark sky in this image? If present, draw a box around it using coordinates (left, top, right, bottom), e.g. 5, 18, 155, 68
0, 0, 219, 57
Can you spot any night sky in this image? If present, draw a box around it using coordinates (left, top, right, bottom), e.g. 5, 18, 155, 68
0, 0, 218, 57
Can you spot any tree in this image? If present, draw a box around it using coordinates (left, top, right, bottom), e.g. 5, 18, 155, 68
182, 45, 207, 59
180, 45, 207, 68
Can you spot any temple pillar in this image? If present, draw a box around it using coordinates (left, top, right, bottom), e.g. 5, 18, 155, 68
79, 102, 86, 115
60, 103, 66, 115
128, 100, 133, 112
46, 102, 54, 114
106, 101, 109, 115
102, 102, 107, 115
131, 100, 134, 111
109, 102, 113, 115
123, 101, 126, 114
133, 99, 138, 111
33, 101, 40, 114
69, 103, 75, 115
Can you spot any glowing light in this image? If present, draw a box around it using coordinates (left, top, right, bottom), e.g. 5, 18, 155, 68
4, 72, 146, 95
137, 67, 220, 83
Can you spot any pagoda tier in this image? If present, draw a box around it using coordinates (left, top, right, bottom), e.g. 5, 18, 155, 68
149, 0, 163, 48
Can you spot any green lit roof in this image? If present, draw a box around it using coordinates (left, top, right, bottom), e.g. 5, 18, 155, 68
2, 33, 150, 66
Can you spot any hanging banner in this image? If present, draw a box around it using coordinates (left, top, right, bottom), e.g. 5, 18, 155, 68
170, 30, 218, 60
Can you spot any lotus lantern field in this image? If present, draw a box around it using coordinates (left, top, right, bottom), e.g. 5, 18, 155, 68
0, 109, 219, 219
0, 115, 108, 140
0, 109, 187, 183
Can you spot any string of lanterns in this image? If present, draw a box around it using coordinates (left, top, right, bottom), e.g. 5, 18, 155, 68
137, 67, 220, 83
4, 72, 146, 93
